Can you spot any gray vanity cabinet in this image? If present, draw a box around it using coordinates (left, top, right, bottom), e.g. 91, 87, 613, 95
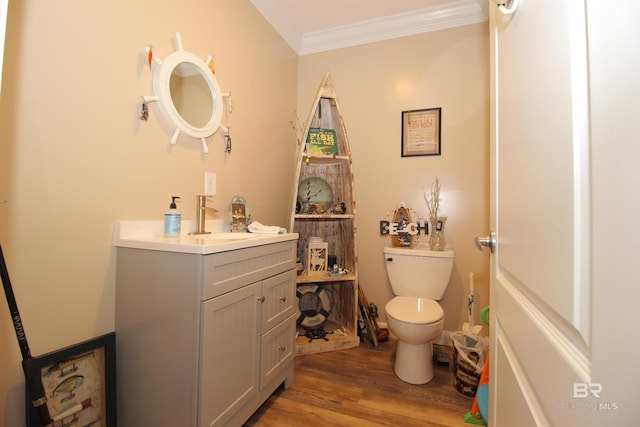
116, 240, 296, 427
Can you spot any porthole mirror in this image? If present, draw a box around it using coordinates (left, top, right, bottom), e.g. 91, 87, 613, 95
144, 32, 229, 154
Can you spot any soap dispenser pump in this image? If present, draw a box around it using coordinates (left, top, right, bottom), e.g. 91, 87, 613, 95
164, 196, 181, 237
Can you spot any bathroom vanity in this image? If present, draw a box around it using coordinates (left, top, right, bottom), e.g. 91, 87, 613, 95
114, 221, 298, 426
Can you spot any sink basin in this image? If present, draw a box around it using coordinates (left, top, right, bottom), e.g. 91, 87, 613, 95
210, 232, 256, 240
191, 232, 257, 242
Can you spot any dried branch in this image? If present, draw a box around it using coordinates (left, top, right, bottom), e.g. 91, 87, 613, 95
424, 176, 441, 221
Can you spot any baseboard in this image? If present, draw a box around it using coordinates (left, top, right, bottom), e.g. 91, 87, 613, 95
436, 330, 454, 346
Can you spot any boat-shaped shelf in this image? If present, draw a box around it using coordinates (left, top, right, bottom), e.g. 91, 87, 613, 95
288, 72, 361, 355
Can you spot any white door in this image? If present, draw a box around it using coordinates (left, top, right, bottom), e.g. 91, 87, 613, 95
488, 0, 637, 425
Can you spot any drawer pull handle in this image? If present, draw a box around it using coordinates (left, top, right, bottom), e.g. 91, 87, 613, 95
278, 346, 286, 352
258, 296, 265, 303
280, 296, 287, 302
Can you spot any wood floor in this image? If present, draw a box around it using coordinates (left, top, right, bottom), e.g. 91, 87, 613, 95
245, 336, 475, 426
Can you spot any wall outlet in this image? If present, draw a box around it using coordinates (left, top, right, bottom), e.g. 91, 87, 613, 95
205, 172, 217, 196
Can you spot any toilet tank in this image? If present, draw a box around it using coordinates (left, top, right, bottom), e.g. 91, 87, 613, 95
383, 245, 455, 300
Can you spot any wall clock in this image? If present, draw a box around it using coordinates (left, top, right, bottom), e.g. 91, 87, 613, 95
297, 177, 334, 214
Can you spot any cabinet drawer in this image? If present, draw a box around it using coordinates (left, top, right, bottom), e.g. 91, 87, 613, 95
260, 315, 295, 390
202, 241, 296, 300
262, 270, 296, 333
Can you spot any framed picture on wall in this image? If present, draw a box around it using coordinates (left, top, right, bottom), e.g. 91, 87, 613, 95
25, 332, 116, 427
401, 107, 441, 157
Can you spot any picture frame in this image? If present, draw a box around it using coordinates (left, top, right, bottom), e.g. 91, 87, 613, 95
26, 332, 116, 427
306, 127, 338, 156
401, 107, 441, 157
228, 195, 250, 232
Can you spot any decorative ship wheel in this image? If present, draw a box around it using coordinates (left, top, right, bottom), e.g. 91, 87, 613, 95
143, 32, 231, 154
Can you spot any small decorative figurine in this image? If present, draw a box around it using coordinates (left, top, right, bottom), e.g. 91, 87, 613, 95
139, 98, 149, 121
147, 44, 153, 70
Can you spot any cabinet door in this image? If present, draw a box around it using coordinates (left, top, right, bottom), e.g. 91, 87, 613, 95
199, 282, 261, 427
260, 315, 296, 389
261, 270, 296, 332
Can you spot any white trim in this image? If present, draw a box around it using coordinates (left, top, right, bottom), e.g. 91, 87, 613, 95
252, 0, 488, 56
299, 0, 487, 55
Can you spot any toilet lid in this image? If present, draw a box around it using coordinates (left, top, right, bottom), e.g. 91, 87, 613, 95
386, 296, 443, 324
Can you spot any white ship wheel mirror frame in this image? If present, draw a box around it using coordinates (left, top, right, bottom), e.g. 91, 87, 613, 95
144, 32, 230, 154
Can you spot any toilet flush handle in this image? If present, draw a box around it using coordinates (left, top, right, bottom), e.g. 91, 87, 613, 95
386, 257, 393, 262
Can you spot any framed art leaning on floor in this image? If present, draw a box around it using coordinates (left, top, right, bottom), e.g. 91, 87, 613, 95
26, 332, 116, 427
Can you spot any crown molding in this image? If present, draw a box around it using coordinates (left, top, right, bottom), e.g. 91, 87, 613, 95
298, 0, 488, 55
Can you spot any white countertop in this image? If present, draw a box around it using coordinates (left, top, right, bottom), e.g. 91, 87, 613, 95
113, 220, 298, 255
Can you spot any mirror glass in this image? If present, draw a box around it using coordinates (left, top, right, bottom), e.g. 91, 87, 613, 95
169, 62, 214, 129
151, 42, 224, 152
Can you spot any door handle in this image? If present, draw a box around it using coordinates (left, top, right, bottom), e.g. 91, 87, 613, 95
475, 232, 497, 253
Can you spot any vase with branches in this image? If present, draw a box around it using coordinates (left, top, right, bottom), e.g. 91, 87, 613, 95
424, 176, 447, 251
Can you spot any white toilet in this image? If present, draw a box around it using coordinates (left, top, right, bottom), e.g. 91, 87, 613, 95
383, 245, 455, 384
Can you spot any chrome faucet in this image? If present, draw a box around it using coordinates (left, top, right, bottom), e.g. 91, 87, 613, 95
189, 195, 218, 235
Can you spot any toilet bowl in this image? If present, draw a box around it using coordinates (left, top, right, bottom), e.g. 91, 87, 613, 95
386, 296, 444, 384
383, 245, 454, 384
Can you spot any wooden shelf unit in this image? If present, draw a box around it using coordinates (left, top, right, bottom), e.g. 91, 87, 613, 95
289, 72, 360, 355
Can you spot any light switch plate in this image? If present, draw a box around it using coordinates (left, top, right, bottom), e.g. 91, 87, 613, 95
205, 172, 216, 196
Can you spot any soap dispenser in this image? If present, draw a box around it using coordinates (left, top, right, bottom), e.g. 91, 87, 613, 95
164, 196, 181, 237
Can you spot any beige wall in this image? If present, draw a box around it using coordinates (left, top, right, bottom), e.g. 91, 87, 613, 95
297, 23, 490, 331
0, 1, 297, 425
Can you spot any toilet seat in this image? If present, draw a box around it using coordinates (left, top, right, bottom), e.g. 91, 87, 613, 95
386, 296, 443, 325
